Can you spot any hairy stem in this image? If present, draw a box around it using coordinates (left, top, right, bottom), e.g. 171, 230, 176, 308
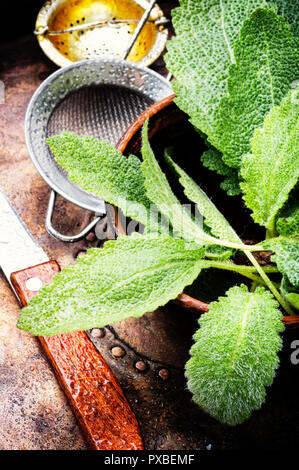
203, 234, 264, 252
202, 260, 277, 274
250, 281, 258, 293
201, 261, 279, 287
203, 230, 292, 313
266, 221, 277, 239
245, 250, 294, 315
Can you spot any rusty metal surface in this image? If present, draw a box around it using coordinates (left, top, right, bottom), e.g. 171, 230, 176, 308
0, 36, 88, 450
0, 23, 299, 451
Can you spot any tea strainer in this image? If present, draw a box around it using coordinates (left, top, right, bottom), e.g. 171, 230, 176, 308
25, 59, 173, 241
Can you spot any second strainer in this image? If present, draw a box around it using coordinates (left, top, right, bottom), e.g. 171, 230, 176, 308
34, 0, 168, 68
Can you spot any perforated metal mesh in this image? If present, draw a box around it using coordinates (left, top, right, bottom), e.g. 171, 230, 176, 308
35, 0, 168, 68
25, 59, 172, 213
47, 85, 153, 145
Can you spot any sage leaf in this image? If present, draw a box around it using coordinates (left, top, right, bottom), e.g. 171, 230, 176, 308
186, 285, 284, 425
281, 276, 299, 310
263, 236, 299, 288
165, 0, 269, 141
271, 0, 299, 37
201, 148, 241, 196
141, 121, 210, 246
18, 233, 205, 336
165, 151, 241, 245
203, 242, 234, 261
276, 188, 299, 236
209, 8, 299, 169
241, 87, 299, 231
47, 132, 164, 233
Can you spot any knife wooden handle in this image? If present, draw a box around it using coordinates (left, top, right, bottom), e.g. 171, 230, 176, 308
11, 260, 143, 450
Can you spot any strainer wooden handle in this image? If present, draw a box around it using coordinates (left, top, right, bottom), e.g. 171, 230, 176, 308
11, 261, 143, 450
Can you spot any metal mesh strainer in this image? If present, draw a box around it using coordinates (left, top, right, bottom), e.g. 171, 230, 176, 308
35, 0, 168, 68
25, 59, 173, 241
47, 85, 154, 143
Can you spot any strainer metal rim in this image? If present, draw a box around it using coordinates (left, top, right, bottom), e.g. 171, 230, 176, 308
25, 58, 173, 215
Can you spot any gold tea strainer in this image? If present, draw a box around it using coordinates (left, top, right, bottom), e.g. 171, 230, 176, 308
35, 0, 169, 68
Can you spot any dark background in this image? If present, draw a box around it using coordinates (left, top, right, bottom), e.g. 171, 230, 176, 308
1, 1, 44, 44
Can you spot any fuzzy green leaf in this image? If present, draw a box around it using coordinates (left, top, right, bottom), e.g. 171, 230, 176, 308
263, 236, 299, 287
277, 207, 299, 237
201, 148, 241, 196
47, 132, 164, 233
164, 149, 235, 259
220, 176, 242, 197
281, 276, 299, 310
241, 87, 299, 231
276, 188, 299, 236
18, 233, 205, 336
141, 122, 212, 246
204, 243, 234, 261
271, 0, 299, 36
165, 0, 269, 140
186, 285, 284, 425
209, 8, 299, 169
284, 293, 299, 310
165, 151, 241, 245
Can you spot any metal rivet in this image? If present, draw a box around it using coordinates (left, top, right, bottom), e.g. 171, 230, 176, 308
135, 360, 147, 372
90, 328, 105, 339
158, 368, 170, 380
111, 346, 126, 358
25, 277, 43, 292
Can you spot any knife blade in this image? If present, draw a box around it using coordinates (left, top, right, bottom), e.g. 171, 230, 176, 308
0, 188, 143, 450
0, 188, 48, 283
